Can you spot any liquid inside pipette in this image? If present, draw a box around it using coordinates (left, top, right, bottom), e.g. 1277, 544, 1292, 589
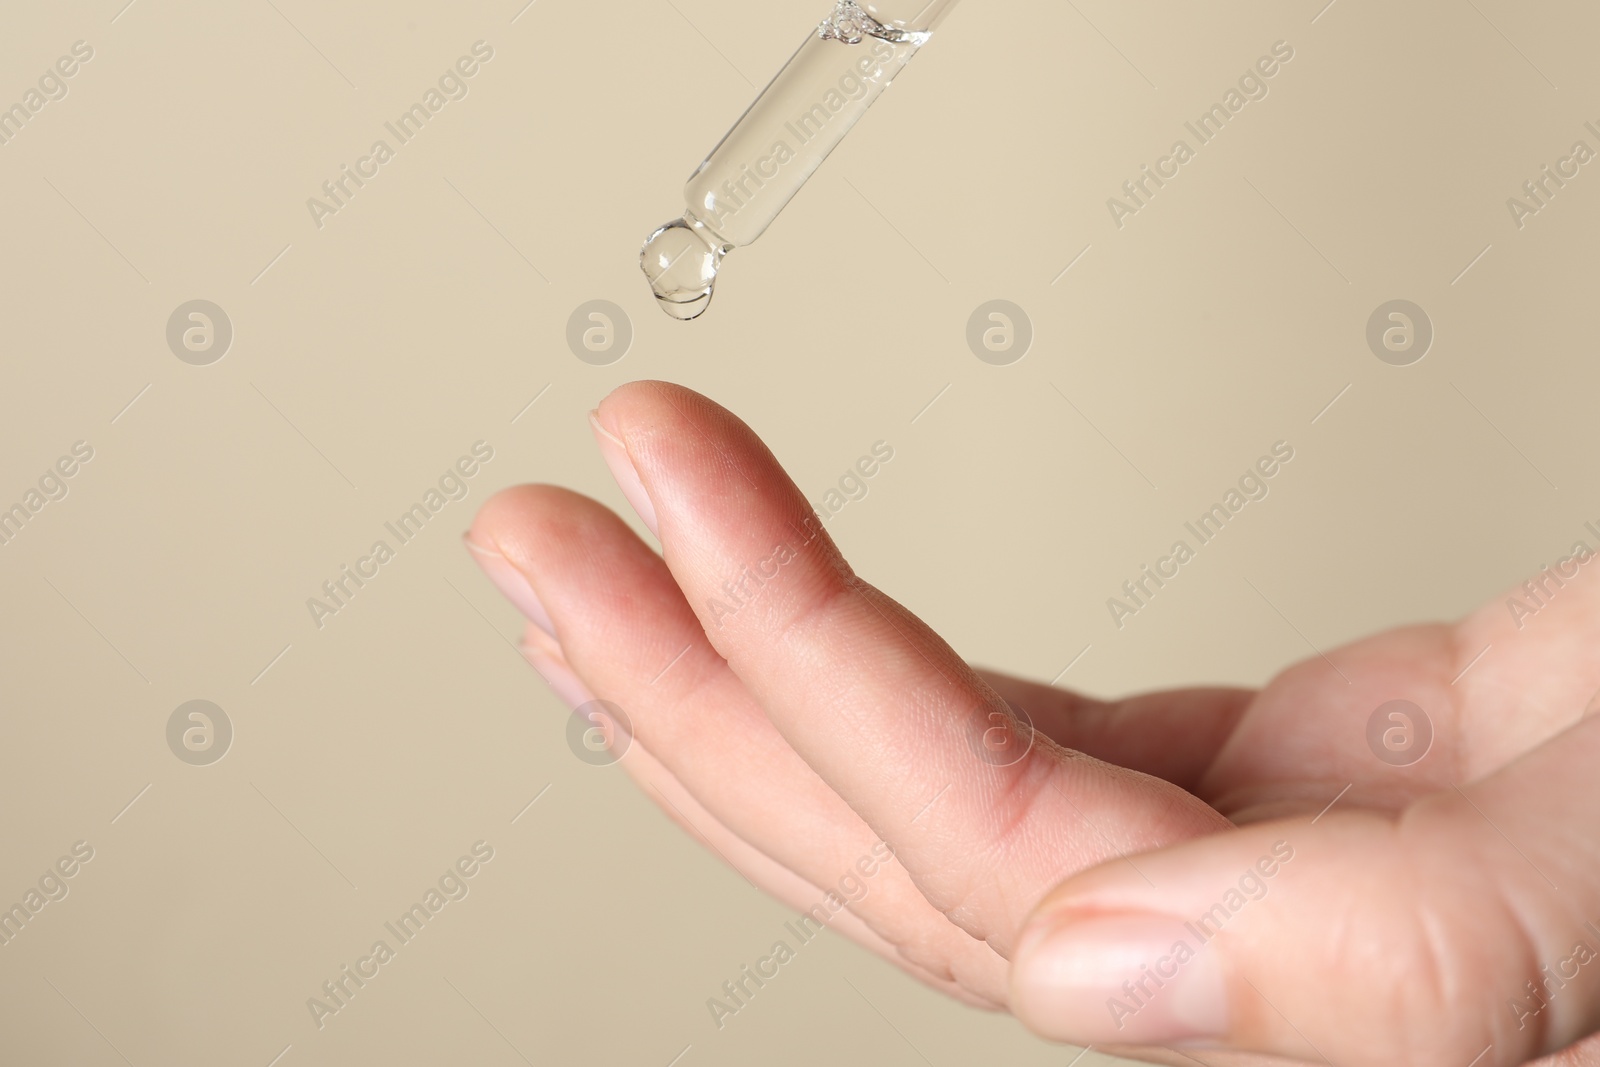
641, 1, 935, 320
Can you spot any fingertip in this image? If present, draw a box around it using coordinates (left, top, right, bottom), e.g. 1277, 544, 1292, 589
465, 546, 553, 640
1008, 911, 1229, 1046
593, 379, 690, 441
468, 482, 584, 540
588, 410, 659, 537
518, 626, 591, 711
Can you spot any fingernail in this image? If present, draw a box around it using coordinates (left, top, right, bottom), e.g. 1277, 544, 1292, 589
588, 410, 659, 538
463, 533, 555, 637
1010, 912, 1228, 1045
519, 632, 591, 710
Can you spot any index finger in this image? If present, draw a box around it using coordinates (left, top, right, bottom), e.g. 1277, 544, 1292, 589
592, 381, 1229, 950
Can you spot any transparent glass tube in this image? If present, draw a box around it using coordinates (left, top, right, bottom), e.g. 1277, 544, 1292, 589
641, 0, 960, 319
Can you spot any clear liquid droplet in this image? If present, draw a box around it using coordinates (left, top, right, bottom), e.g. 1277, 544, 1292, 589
641, 217, 726, 322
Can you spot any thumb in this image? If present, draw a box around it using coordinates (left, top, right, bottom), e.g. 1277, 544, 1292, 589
1008, 720, 1600, 1067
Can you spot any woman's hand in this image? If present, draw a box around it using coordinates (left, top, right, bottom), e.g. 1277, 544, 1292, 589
467, 381, 1600, 1067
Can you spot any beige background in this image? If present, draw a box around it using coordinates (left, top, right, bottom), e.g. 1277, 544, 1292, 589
1, 0, 1596, 1063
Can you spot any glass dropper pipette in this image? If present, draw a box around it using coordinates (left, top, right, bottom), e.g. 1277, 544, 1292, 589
641, 0, 961, 320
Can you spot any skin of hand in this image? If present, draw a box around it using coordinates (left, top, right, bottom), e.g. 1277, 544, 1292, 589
466, 380, 1600, 1067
